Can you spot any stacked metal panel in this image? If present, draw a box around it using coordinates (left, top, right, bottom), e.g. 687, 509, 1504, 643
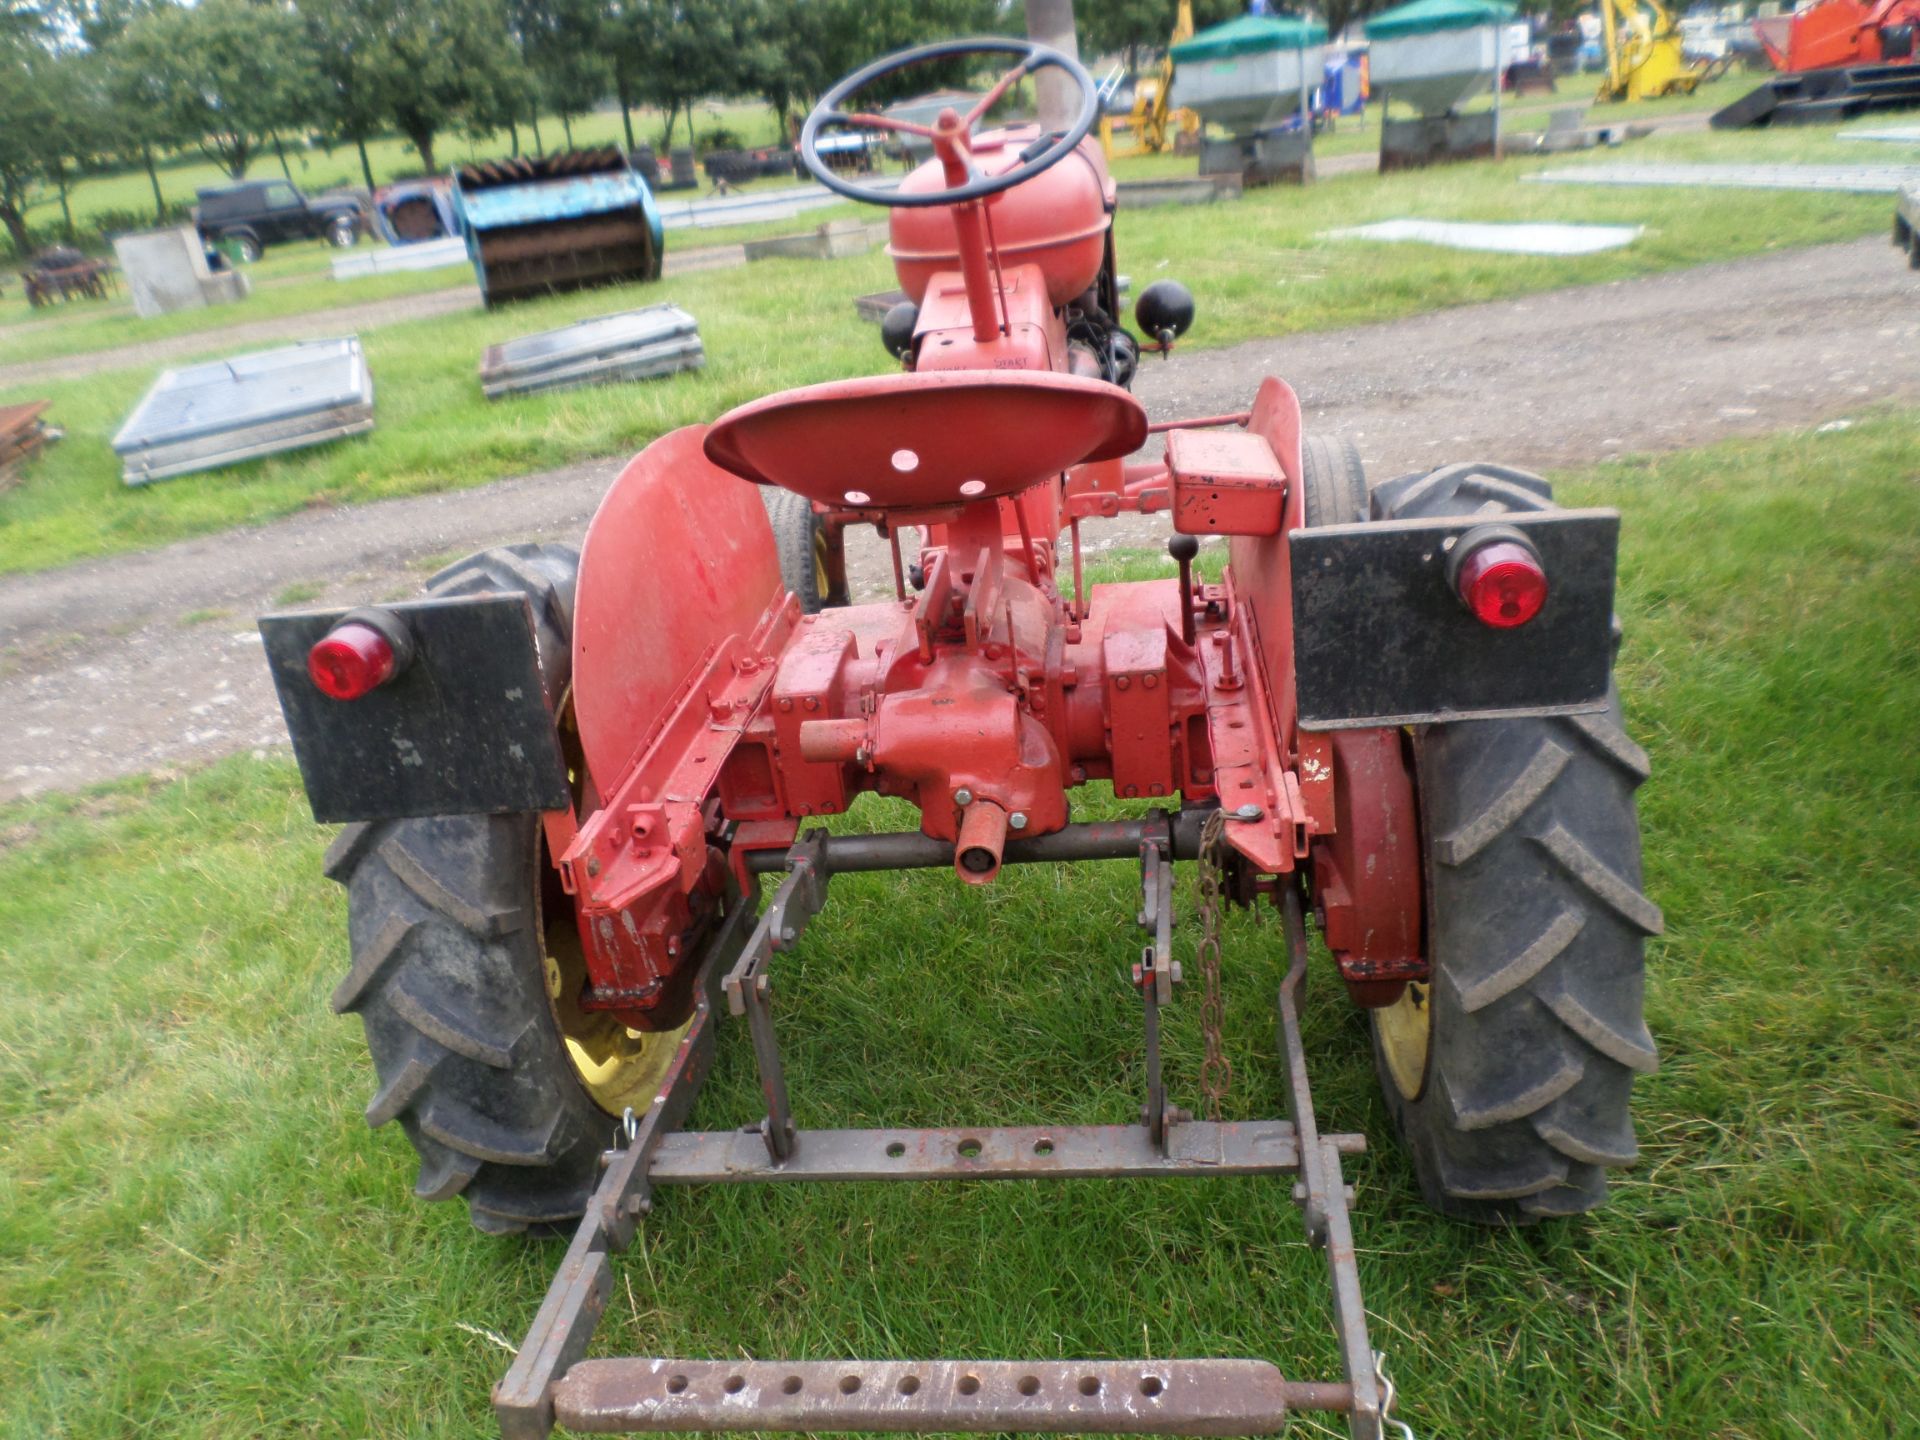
111, 337, 374, 486
479, 304, 703, 400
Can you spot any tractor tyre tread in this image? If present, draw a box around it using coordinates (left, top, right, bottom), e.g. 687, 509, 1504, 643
327, 543, 606, 1236
760, 487, 828, 614
1301, 433, 1370, 528
1370, 462, 1661, 1224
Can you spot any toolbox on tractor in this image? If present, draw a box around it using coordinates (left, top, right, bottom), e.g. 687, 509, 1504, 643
263, 36, 1660, 1440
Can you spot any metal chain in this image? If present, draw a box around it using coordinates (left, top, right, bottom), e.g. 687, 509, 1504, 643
1195, 809, 1233, 1121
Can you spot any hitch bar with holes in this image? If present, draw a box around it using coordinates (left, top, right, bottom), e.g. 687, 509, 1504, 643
493, 810, 1393, 1440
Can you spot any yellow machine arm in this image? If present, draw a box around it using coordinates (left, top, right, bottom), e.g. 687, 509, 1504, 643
1596, 0, 1708, 101
1100, 0, 1202, 159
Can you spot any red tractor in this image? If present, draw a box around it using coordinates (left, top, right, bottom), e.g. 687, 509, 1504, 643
265, 38, 1659, 1440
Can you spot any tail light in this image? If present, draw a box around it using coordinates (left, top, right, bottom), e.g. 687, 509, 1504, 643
307, 611, 411, 700
1452, 531, 1548, 629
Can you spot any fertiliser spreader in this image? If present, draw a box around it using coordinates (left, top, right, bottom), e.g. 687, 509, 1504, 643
263, 38, 1659, 1440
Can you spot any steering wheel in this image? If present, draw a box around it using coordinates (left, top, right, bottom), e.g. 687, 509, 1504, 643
798, 37, 1099, 209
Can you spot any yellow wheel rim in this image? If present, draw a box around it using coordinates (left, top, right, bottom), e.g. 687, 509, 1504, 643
1376, 980, 1432, 1101
811, 520, 831, 601
543, 908, 689, 1116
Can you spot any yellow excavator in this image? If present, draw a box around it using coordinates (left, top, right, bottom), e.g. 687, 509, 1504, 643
1099, 0, 1203, 159
1595, 0, 1715, 101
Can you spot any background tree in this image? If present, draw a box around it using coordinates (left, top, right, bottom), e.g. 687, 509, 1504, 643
0, 19, 62, 254
606, 0, 745, 151
115, 0, 311, 179
366, 0, 527, 173
106, 37, 187, 222
736, 0, 1007, 142
304, 0, 399, 192
41, 47, 117, 240
513, 0, 611, 148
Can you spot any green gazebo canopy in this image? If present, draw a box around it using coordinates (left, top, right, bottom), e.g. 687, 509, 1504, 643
1365, 0, 1518, 41
1171, 12, 1330, 63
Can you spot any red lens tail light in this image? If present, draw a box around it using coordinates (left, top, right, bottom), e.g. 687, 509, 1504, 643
308, 621, 397, 700
1456, 539, 1548, 629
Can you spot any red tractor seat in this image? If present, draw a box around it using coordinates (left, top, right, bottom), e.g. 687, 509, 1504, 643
703, 369, 1147, 510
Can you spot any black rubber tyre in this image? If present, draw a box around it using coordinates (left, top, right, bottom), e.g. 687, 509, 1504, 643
760, 487, 841, 612
1301, 433, 1369, 528
324, 543, 612, 1235
1366, 461, 1663, 1223
326, 215, 360, 248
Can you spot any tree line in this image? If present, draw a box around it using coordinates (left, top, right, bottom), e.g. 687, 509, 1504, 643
1, 0, 1409, 258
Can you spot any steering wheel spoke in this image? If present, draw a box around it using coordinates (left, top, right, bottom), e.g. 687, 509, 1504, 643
798, 36, 1098, 210
962, 50, 1041, 128
830, 109, 937, 139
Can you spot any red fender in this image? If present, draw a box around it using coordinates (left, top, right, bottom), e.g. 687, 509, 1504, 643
1310, 728, 1426, 1008
573, 426, 784, 792
562, 426, 792, 1028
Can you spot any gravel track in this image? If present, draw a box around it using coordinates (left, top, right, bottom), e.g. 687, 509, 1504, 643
3, 235, 1914, 801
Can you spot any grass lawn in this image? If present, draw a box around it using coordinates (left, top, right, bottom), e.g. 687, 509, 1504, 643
0, 122, 1896, 578
1, 412, 1916, 1437
0, 244, 473, 367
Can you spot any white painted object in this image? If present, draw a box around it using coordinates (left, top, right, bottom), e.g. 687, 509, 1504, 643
1528, 163, 1920, 194
332, 235, 469, 280
1369, 27, 1501, 117
1172, 45, 1328, 132
112, 226, 250, 317
112, 337, 373, 485
1327, 218, 1644, 255
1837, 125, 1920, 145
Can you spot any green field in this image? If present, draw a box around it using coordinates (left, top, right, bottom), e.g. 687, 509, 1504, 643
2, 411, 1916, 1438
1, 122, 1895, 578
5, 98, 792, 252
11, 71, 1762, 248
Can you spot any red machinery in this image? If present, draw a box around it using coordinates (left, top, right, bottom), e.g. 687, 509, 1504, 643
1755, 0, 1919, 72
1715, 0, 1920, 126
264, 36, 1658, 1440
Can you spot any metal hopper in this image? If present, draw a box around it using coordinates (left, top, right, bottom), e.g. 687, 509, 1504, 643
1366, 0, 1518, 118
452, 148, 665, 307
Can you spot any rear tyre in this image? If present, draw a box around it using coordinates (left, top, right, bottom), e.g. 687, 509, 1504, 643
1367, 462, 1663, 1223
223, 229, 261, 264
1301, 433, 1369, 528
327, 215, 360, 248
325, 543, 675, 1235
760, 487, 844, 612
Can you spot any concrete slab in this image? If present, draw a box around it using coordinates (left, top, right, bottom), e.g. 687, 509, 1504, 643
1838, 125, 1920, 145
332, 236, 469, 280
1528, 162, 1920, 194
1327, 218, 1643, 255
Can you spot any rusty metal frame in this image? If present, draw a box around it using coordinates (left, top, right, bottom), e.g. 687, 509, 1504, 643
494, 815, 1388, 1440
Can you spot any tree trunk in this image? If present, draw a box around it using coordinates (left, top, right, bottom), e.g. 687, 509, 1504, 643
143, 144, 166, 222
561, 112, 574, 147
356, 137, 375, 192
618, 77, 635, 150
1023, 0, 1082, 132
508, 121, 520, 156
222, 134, 252, 180
531, 112, 545, 153
0, 194, 31, 257
53, 160, 74, 240
406, 126, 438, 174
658, 100, 679, 150
273, 134, 295, 182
